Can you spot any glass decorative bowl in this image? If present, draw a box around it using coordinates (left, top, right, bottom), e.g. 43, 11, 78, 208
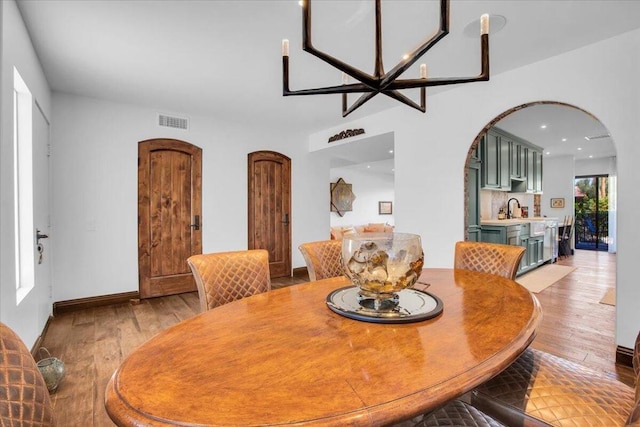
342, 232, 424, 311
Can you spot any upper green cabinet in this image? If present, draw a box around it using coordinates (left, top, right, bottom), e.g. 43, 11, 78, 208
480, 131, 510, 190
480, 127, 543, 193
510, 141, 526, 180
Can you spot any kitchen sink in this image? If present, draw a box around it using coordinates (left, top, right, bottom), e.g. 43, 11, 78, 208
529, 220, 546, 236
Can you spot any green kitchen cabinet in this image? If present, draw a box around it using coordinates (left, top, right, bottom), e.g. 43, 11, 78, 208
467, 157, 482, 242
481, 225, 521, 245
510, 140, 526, 180
525, 148, 543, 193
481, 222, 546, 276
518, 235, 545, 275
480, 130, 510, 191
481, 127, 543, 193
534, 150, 543, 192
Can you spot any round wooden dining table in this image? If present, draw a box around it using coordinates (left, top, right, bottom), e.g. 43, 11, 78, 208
105, 268, 541, 426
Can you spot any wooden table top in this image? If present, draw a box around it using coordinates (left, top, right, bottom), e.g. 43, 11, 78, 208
105, 268, 541, 426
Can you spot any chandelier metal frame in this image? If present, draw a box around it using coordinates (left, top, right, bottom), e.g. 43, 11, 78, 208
282, 0, 490, 117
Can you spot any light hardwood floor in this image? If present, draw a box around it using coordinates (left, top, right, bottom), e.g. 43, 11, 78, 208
39, 250, 633, 426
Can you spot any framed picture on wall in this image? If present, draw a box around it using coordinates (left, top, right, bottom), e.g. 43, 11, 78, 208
378, 201, 393, 215
550, 198, 565, 208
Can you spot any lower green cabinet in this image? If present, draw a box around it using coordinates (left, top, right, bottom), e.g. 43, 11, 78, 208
481, 224, 546, 276
518, 235, 544, 275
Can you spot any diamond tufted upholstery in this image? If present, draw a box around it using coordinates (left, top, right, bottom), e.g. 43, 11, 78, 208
471, 344, 639, 426
298, 240, 344, 282
626, 331, 640, 425
187, 249, 271, 312
1, 322, 55, 426
410, 400, 507, 427
454, 241, 526, 280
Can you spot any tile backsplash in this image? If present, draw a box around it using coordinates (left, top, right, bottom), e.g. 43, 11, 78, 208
480, 190, 534, 220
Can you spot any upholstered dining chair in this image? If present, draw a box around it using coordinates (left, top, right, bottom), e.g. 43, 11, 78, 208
187, 249, 271, 312
468, 330, 640, 426
298, 239, 344, 282
406, 330, 640, 426
454, 241, 526, 280
1, 322, 56, 426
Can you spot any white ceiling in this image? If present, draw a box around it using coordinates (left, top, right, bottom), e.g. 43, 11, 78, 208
496, 103, 616, 161
16, 0, 637, 163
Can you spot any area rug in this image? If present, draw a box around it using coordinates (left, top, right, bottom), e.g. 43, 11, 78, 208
516, 264, 577, 293
600, 288, 616, 306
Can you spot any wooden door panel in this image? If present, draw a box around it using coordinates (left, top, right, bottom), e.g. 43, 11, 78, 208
139, 139, 202, 299
248, 151, 291, 278
149, 151, 192, 277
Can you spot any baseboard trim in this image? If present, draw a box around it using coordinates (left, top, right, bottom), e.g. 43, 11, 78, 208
616, 344, 634, 367
53, 291, 140, 315
292, 267, 308, 278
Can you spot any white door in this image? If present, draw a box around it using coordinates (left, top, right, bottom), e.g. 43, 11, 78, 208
33, 103, 52, 326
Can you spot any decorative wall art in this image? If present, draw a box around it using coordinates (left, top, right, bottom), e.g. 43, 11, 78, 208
328, 128, 365, 143
330, 178, 355, 217
378, 201, 393, 215
550, 198, 565, 208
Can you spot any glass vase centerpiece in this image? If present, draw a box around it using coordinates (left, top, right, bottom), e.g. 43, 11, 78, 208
342, 232, 424, 311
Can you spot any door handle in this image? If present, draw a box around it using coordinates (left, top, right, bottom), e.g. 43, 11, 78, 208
282, 213, 289, 225
190, 215, 200, 231
36, 229, 49, 242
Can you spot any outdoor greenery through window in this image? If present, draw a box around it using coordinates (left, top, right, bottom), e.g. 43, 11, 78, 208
574, 175, 609, 251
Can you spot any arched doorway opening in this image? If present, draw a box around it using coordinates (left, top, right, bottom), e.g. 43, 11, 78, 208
463, 101, 623, 378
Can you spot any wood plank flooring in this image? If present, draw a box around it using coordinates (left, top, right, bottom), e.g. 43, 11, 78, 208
39, 251, 633, 426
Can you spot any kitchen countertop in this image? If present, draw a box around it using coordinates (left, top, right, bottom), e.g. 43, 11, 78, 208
481, 217, 557, 226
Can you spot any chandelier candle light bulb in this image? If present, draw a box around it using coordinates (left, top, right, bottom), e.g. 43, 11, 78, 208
420, 64, 427, 79
282, 39, 289, 57
481, 14, 490, 35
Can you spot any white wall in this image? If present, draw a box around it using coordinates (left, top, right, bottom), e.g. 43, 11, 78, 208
50, 93, 326, 302
0, 0, 53, 347
310, 29, 640, 349
329, 167, 394, 228
541, 155, 575, 220
575, 156, 615, 176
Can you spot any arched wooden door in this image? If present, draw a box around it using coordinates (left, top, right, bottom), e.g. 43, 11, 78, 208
138, 139, 202, 298
248, 151, 291, 278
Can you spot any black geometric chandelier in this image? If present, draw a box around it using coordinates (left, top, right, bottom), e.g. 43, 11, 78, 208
282, 0, 490, 117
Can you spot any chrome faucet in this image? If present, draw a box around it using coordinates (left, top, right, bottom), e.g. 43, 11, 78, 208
507, 198, 520, 219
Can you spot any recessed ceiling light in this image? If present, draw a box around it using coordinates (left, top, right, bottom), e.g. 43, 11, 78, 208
562, 138, 567, 142
389, 150, 394, 154
589, 155, 594, 158
545, 151, 550, 155
577, 147, 582, 151
540, 124, 547, 129
366, 165, 371, 168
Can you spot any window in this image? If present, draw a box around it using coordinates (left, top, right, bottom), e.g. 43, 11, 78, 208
13, 67, 35, 304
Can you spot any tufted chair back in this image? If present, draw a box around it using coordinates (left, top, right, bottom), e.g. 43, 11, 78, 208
626, 331, 640, 426
454, 241, 526, 280
1, 322, 55, 426
187, 249, 271, 312
298, 240, 344, 282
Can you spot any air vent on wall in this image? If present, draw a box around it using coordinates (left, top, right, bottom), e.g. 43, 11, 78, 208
158, 113, 189, 130
584, 133, 610, 141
